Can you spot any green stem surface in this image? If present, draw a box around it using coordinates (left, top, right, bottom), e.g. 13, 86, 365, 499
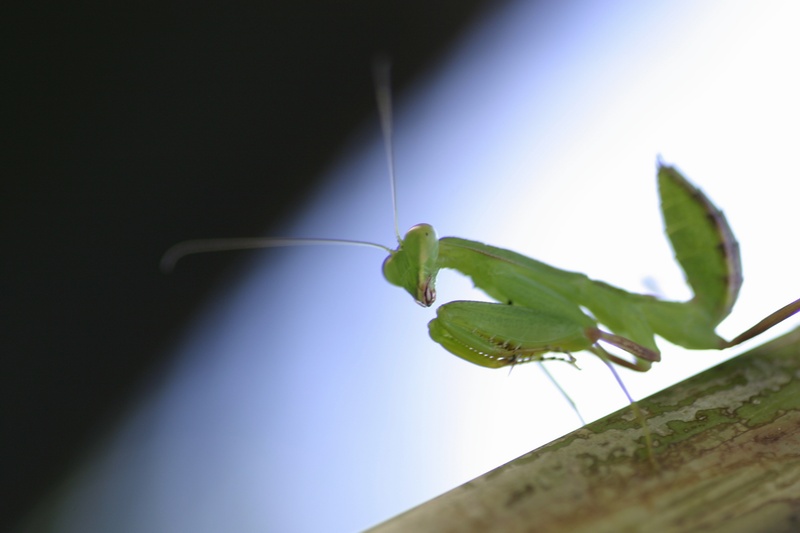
369, 327, 800, 533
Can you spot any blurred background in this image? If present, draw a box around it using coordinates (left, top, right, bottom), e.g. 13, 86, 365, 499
5, 1, 800, 532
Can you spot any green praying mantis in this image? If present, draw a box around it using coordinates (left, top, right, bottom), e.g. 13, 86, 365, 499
381, 164, 800, 373
162, 68, 800, 423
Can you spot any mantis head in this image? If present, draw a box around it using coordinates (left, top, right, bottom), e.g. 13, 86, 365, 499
382, 223, 439, 307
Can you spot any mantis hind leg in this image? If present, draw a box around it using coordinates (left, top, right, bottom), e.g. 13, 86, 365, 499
536, 363, 587, 426
722, 297, 800, 348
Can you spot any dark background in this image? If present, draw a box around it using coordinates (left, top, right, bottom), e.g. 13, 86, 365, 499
2, 1, 500, 527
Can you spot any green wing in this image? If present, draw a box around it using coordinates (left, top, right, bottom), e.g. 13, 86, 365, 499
658, 163, 742, 324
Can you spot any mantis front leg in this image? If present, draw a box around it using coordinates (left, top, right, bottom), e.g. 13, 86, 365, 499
428, 301, 660, 371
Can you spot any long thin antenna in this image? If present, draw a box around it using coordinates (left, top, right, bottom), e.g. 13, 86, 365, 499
161, 237, 392, 273
372, 56, 401, 242
162, 61, 402, 274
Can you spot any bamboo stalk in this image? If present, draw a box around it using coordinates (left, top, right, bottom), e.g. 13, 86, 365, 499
369, 327, 800, 533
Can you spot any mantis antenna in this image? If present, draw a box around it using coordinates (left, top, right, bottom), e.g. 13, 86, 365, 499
372, 56, 402, 243
160, 237, 392, 273
160, 62, 403, 273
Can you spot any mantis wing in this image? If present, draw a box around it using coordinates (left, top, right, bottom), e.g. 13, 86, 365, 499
658, 164, 742, 325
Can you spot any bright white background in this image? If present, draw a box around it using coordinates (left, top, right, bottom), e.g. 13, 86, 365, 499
34, 2, 800, 532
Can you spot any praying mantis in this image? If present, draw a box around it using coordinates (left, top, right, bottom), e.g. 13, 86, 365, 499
162, 68, 800, 415
381, 164, 800, 373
